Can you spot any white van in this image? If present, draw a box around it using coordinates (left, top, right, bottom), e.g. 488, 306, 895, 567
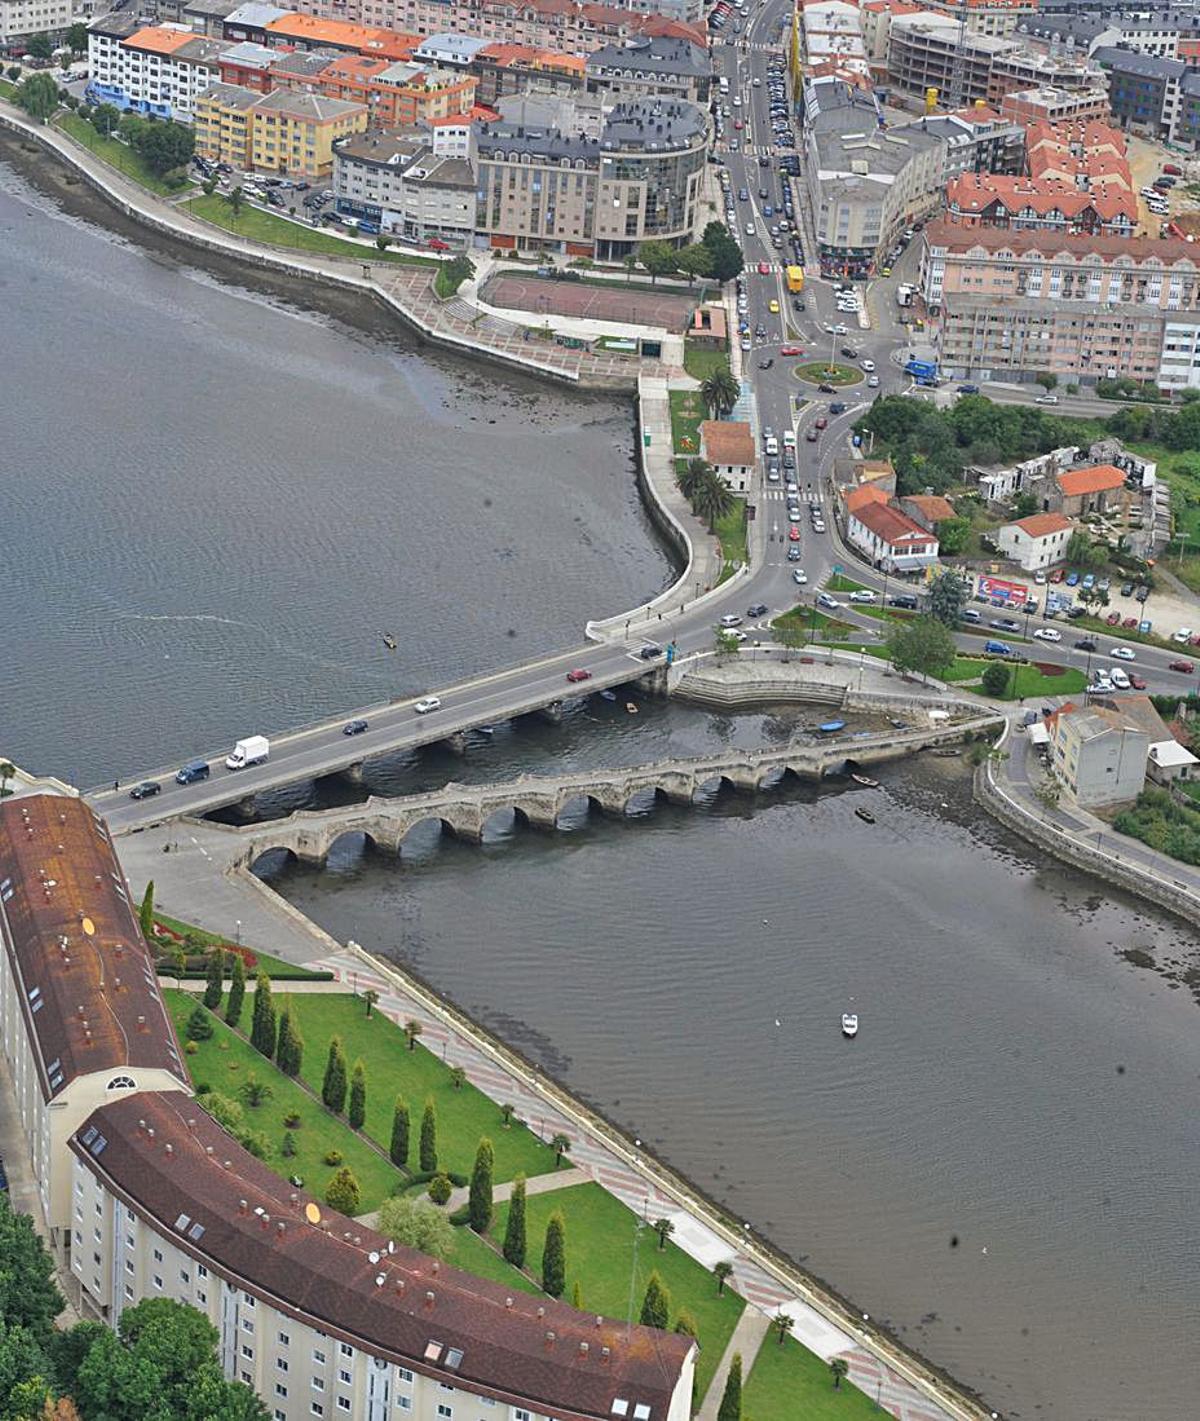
1109, 667, 1131, 690
782, 431, 796, 451
764, 435, 779, 456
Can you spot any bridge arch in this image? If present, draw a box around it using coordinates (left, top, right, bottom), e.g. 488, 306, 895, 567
397, 816, 457, 859
324, 828, 380, 871
248, 845, 300, 878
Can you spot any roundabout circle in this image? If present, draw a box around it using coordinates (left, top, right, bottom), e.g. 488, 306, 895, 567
793, 362, 862, 387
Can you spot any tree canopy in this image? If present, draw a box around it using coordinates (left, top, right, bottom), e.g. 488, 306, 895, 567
885, 615, 956, 681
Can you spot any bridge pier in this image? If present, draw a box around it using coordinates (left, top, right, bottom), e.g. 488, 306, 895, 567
227, 795, 258, 820
338, 762, 365, 785
533, 701, 564, 725
722, 766, 762, 794
440, 732, 468, 756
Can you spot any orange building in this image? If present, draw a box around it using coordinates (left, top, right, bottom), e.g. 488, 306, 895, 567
263, 12, 419, 62
314, 55, 477, 126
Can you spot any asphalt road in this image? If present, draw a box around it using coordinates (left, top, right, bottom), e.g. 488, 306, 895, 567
90, 9, 1200, 830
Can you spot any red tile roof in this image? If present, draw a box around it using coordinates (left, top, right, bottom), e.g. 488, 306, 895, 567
0, 797, 188, 1101
1009, 511, 1073, 538
851, 501, 937, 549
701, 420, 755, 467
902, 493, 956, 522
922, 217, 1200, 266
945, 172, 1137, 227
1056, 465, 1126, 497
844, 484, 889, 515
73, 1092, 692, 1420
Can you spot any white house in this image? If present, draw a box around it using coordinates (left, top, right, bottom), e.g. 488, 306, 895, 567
700, 420, 756, 494
996, 511, 1074, 571
846, 499, 939, 573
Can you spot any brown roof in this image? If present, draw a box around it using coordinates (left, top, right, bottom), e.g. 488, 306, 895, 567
0, 797, 187, 1101
844, 484, 889, 515
73, 1092, 692, 1420
1057, 464, 1126, 497
1009, 511, 1073, 538
851, 501, 937, 549
923, 217, 1199, 266
700, 420, 755, 467
902, 493, 956, 522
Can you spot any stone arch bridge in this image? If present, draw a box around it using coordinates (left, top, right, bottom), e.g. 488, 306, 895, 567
228, 714, 1000, 869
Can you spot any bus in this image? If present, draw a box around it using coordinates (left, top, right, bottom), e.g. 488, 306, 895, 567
785, 265, 805, 293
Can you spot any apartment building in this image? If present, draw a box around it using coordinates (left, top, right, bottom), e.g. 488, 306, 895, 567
585, 34, 709, 104
845, 497, 940, 572
87, 21, 226, 120
999, 85, 1111, 123
914, 106, 1025, 181
886, 13, 1012, 104
860, 0, 925, 65
333, 126, 475, 243
475, 96, 706, 258
1050, 703, 1149, 807
248, 87, 366, 173
0, 0, 73, 44
944, 171, 1137, 236
193, 78, 260, 161
0, 796, 189, 1245
279, 0, 708, 55
263, 9, 418, 59
922, 0, 1038, 39
1024, 116, 1129, 190
804, 78, 946, 277
1092, 46, 1185, 136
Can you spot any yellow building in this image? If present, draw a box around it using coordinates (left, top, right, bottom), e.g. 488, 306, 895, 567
249, 89, 367, 178
194, 82, 259, 169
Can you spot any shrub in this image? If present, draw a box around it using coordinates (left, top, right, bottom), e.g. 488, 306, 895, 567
427, 1174, 452, 1205
325, 1167, 362, 1215
185, 1006, 214, 1042
324, 1150, 343, 1167
283, 1112, 301, 1129
185, 1040, 199, 1055
981, 661, 1011, 696
281, 1131, 297, 1159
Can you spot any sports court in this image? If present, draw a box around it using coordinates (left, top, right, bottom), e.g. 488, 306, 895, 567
481, 274, 698, 331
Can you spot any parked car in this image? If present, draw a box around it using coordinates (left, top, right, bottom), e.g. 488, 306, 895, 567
817, 593, 842, 610
984, 640, 1013, 656
1065, 571, 1080, 586
1169, 659, 1196, 673
1033, 627, 1061, 641
1129, 675, 1148, 690
848, 590, 877, 603
1135, 584, 1151, 602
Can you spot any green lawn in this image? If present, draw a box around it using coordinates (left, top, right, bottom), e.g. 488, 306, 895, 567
154, 912, 328, 980
827, 573, 869, 594
56, 113, 186, 196
491, 1183, 745, 1402
164, 991, 402, 1211
684, 346, 731, 383
275, 995, 557, 1186
772, 606, 858, 638
446, 1227, 541, 1294
714, 501, 748, 577
744, 1333, 881, 1420
967, 663, 1087, 700
794, 361, 861, 387
184, 193, 434, 265
670, 387, 707, 458
0, 77, 17, 99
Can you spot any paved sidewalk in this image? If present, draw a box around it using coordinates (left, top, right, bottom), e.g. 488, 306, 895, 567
696, 1307, 772, 1420
358, 1165, 591, 1226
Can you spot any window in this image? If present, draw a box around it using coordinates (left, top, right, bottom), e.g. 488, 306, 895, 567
153, 1249, 163, 1263
125, 1259, 134, 1275
338, 1370, 352, 1385
395, 1401, 410, 1414
198, 1265, 208, 1278
339, 1344, 353, 1358
396, 1369, 412, 1385
312, 1378, 325, 1392
313, 1350, 327, 1366
312, 1406, 324, 1418
153, 1276, 163, 1291
277, 1359, 289, 1373
242, 1320, 255, 1334
180, 1270, 190, 1285
437, 1407, 452, 1419
242, 1345, 254, 1360
336, 1401, 351, 1414
279, 1332, 291, 1347
275, 1384, 288, 1399
125, 1284, 134, 1300
241, 1373, 253, 1386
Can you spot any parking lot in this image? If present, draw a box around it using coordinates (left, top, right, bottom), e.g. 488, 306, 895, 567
192, 155, 341, 227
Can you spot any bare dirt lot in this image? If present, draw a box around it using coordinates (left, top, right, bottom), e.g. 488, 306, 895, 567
481, 274, 698, 331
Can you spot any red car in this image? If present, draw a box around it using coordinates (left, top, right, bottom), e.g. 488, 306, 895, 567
1049, 569, 1065, 583
1106, 611, 1121, 625
788, 526, 801, 541
565, 668, 592, 683
1129, 675, 1148, 690
428, 238, 449, 251
780, 345, 805, 356
814, 416, 828, 430
1189, 632, 1200, 646
1123, 616, 1139, 628
757, 261, 771, 274
1169, 659, 1195, 674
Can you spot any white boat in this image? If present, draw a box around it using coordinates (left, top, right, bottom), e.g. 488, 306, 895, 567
841, 1012, 859, 1038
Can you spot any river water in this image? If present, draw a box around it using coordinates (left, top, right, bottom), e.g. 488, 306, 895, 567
3, 152, 1199, 1421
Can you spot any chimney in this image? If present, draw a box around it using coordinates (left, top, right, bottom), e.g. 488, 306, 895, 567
424, 1290, 436, 1307
239, 1199, 249, 1215
601, 1346, 611, 1362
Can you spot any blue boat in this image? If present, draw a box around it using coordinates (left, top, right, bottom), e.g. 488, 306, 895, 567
600, 690, 618, 702
818, 719, 846, 734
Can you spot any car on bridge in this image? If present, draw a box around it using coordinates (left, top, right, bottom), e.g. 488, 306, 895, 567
342, 719, 369, 735
566, 669, 592, 683
414, 696, 442, 714
129, 781, 161, 800
638, 643, 663, 659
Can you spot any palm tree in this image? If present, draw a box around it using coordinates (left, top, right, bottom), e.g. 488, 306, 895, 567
403, 1019, 423, 1051
829, 1357, 849, 1390
773, 1312, 794, 1346
549, 1132, 571, 1168
701, 367, 740, 420
693, 471, 736, 532
224, 185, 245, 220
448, 1066, 466, 1090
679, 456, 711, 502
0, 762, 14, 798
500, 1102, 516, 1128
713, 1260, 734, 1295
363, 989, 379, 1018
653, 1217, 674, 1250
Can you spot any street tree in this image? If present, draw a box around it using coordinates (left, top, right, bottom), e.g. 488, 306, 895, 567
419, 1097, 438, 1172
25, 33, 53, 61
713, 1260, 734, 1294
448, 1066, 466, 1090
403, 1018, 422, 1051
623, 251, 638, 284
693, 470, 735, 531
829, 1357, 849, 1389
639, 1271, 671, 1329
374, 235, 391, 254
224, 186, 245, 220
652, 1217, 674, 1250
376, 1197, 454, 1261
885, 614, 956, 682
66, 22, 89, 55
716, 1353, 742, 1421
389, 1096, 410, 1167
775, 619, 808, 662
503, 1175, 527, 1268
0, 1192, 64, 1335
541, 1211, 566, 1298
676, 243, 714, 287
203, 949, 226, 1009
348, 1060, 367, 1130
638, 239, 678, 284
715, 628, 740, 657
701, 221, 744, 282
679, 456, 711, 502
774, 1311, 794, 1345
362, 988, 379, 1018
549, 1132, 571, 1168
324, 1168, 361, 1215
1035, 371, 1058, 391
224, 953, 246, 1028
321, 1037, 348, 1114
927, 569, 969, 628
468, 1137, 495, 1234
131, 120, 194, 177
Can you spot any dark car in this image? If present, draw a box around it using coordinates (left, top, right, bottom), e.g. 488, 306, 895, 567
638, 643, 663, 660
1074, 638, 1098, 652
1129, 675, 1148, 690
957, 383, 980, 394
1169, 659, 1196, 674
758, 357, 775, 370
747, 603, 768, 617
342, 719, 369, 735
1135, 584, 1151, 603
840, 345, 858, 359
805, 427, 818, 441
889, 594, 919, 610
814, 416, 828, 430
817, 382, 835, 394
990, 618, 1021, 633
129, 781, 161, 801
829, 400, 847, 415
1120, 581, 1135, 597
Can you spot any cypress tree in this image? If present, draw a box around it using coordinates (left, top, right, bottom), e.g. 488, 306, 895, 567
322, 1037, 348, 1114
389, 1097, 410, 1168
249, 970, 275, 1057
467, 1137, 495, 1234
276, 1006, 303, 1078
571, 1280, 584, 1310
348, 1059, 367, 1131
202, 948, 225, 1009
503, 1174, 527, 1268
224, 953, 246, 1028
541, 1210, 566, 1299
419, 1097, 438, 1173
138, 880, 155, 940
717, 1353, 743, 1421
325, 1167, 361, 1216
639, 1270, 671, 1330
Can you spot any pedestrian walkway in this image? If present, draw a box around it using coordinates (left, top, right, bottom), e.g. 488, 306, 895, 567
440, 1165, 588, 1217
696, 1307, 772, 1420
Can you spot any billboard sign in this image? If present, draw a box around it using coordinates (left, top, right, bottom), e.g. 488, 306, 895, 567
978, 575, 1028, 608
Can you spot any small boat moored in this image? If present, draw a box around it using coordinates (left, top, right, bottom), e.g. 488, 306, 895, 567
854, 806, 875, 824
600, 690, 618, 702
476, 726, 495, 737
382, 633, 397, 650
850, 773, 879, 788
626, 702, 639, 715
842, 1012, 859, 1038
818, 719, 846, 734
